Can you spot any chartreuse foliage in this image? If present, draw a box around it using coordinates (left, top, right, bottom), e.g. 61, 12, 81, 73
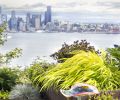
0, 91, 9, 100
35, 51, 120, 91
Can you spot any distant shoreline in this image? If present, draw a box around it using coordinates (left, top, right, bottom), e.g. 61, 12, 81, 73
4, 31, 120, 34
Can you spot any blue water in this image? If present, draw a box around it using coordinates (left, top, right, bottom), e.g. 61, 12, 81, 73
0, 32, 120, 67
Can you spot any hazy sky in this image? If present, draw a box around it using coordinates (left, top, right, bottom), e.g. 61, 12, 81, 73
0, 0, 120, 12
0, 0, 120, 22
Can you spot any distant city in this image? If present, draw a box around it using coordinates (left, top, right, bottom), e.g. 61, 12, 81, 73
0, 6, 120, 33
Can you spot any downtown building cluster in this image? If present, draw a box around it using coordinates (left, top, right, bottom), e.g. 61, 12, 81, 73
0, 6, 120, 33
0, 6, 52, 32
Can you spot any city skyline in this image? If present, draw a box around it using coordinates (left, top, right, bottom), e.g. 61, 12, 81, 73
0, 0, 120, 22
0, 6, 52, 32
1, 5, 120, 33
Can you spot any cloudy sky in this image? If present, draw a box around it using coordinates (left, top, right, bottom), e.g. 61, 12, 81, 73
0, 0, 120, 22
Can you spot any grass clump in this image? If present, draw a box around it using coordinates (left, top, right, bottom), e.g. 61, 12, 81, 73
35, 51, 120, 91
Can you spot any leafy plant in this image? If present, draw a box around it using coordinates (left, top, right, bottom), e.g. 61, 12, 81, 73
0, 91, 9, 100
0, 24, 22, 92
27, 59, 55, 84
0, 67, 19, 91
107, 46, 120, 69
0, 48, 22, 65
9, 84, 41, 100
36, 51, 120, 91
0, 24, 22, 66
50, 40, 97, 62
90, 90, 119, 100
0, 24, 6, 45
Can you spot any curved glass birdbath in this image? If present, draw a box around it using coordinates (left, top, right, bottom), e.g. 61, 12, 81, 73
60, 83, 99, 100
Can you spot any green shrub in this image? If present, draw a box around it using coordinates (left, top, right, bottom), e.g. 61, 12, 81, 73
9, 84, 40, 100
36, 51, 120, 91
50, 40, 96, 62
0, 67, 19, 91
27, 60, 55, 84
0, 91, 9, 100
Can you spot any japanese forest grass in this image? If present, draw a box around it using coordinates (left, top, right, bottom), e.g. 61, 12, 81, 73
35, 51, 120, 91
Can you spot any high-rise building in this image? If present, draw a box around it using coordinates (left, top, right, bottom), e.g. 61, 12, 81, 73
31, 14, 36, 27
44, 11, 47, 25
19, 19, 26, 32
44, 6, 52, 25
9, 10, 17, 31
11, 10, 16, 18
35, 15, 41, 30
26, 13, 31, 31
47, 6, 51, 22
17, 17, 24, 31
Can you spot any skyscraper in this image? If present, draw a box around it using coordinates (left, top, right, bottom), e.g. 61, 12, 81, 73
47, 6, 51, 22
11, 10, 16, 18
35, 15, 41, 30
26, 13, 31, 31
31, 14, 36, 27
17, 17, 23, 31
44, 6, 52, 25
44, 11, 48, 25
9, 10, 17, 31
